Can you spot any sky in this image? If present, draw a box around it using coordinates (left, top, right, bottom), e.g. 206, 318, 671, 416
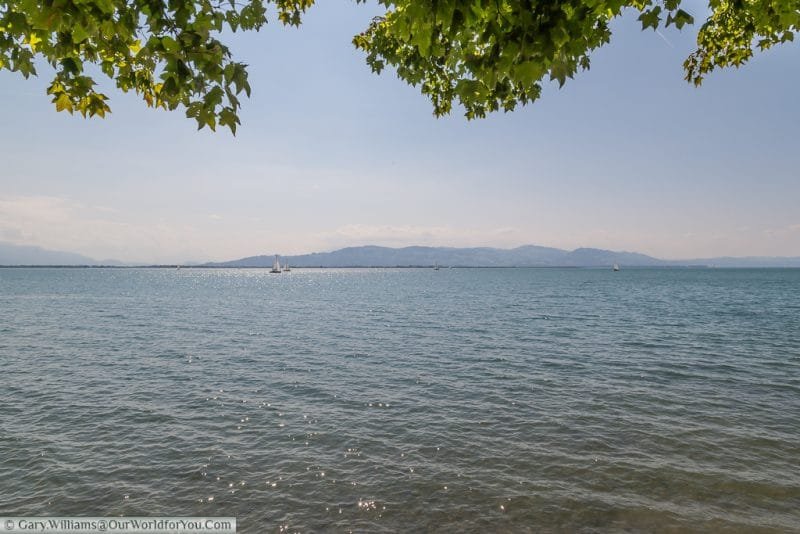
1, 1, 799, 263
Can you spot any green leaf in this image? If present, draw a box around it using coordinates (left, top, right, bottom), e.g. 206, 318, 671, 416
55, 93, 74, 113
161, 36, 180, 54
72, 24, 90, 44
638, 7, 661, 31
514, 61, 543, 87
671, 9, 693, 30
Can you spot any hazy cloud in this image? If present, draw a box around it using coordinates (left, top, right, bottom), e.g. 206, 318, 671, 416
0, 195, 209, 263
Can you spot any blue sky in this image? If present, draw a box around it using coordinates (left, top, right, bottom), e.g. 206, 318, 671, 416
1, 1, 799, 263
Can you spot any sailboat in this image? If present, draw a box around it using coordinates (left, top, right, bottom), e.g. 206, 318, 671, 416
282, 260, 291, 272
433, 261, 440, 271
270, 255, 282, 274
612, 263, 620, 272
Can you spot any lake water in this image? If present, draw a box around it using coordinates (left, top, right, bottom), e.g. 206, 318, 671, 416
1, 267, 799, 532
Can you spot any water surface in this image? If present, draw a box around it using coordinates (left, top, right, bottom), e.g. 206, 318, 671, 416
1, 267, 798, 532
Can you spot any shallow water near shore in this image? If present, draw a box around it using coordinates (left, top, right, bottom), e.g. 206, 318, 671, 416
1, 267, 799, 532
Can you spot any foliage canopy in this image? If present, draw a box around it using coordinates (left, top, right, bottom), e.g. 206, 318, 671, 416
1, 0, 796, 132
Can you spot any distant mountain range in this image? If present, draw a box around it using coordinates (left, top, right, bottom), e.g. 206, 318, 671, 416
204, 245, 800, 268
2, 241, 799, 268
0, 242, 133, 266
0, 242, 102, 266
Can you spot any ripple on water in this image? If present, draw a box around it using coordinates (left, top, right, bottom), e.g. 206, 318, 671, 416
1, 267, 799, 532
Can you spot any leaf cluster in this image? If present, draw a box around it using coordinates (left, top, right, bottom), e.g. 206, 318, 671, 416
0, 0, 314, 132
1, 0, 797, 131
354, 0, 692, 119
685, 0, 799, 86
353, 0, 797, 119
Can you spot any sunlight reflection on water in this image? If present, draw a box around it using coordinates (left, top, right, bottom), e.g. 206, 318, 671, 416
0, 267, 799, 532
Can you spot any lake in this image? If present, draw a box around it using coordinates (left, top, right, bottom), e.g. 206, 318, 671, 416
1, 267, 798, 532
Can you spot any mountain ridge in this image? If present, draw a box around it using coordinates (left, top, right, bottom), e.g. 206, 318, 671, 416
0, 242, 103, 266
204, 245, 800, 268
3, 241, 799, 268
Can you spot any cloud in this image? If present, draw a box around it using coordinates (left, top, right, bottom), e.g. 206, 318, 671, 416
0, 226, 25, 241
0, 195, 209, 263
3, 194, 797, 263
0, 195, 79, 244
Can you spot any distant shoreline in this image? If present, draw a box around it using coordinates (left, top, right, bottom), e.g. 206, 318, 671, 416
5, 265, 795, 270
4, 243, 800, 269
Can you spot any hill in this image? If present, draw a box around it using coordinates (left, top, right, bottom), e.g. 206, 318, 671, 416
0, 242, 100, 266
206, 245, 675, 268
